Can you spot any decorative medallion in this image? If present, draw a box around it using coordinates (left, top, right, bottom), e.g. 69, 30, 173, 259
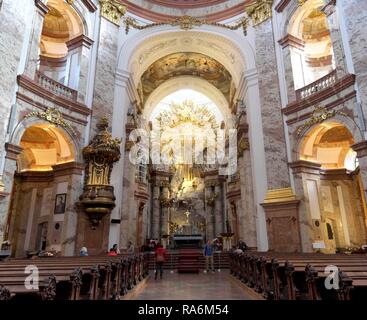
24, 108, 76, 136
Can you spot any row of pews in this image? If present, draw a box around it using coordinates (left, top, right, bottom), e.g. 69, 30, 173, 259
229, 251, 367, 300
0, 253, 149, 300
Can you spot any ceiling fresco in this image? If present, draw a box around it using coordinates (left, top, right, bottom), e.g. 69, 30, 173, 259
138, 52, 234, 105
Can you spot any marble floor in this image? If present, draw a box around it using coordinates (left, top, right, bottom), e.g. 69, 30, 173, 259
132, 270, 257, 300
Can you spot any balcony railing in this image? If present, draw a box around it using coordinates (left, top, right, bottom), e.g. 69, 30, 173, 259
296, 69, 337, 101
35, 71, 78, 101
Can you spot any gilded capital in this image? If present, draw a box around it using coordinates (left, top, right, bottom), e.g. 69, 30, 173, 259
100, 0, 126, 26
245, 0, 273, 26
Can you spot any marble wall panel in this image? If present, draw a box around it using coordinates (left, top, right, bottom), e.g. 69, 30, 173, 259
253, 20, 290, 189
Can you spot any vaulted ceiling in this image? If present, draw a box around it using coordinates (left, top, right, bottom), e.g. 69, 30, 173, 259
138, 52, 234, 105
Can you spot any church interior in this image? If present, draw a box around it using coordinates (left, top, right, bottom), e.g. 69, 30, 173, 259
0, 0, 366, 301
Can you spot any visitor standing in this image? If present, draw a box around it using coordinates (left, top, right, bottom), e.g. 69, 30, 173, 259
127, 241, 135, 256
204, 240, 215, 273
154, 244, 166, 280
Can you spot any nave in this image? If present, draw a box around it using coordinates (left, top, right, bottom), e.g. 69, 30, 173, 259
129, 271, 256, 301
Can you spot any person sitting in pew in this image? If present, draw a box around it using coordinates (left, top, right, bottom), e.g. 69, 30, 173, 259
80, 247, 88, 257
108, 244, 119, 256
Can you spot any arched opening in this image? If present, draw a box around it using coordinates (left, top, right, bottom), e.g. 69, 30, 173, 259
300, 123, 367, 253
18, 124, 75, 172
300, 122, 358, 171
118, 28, 253, 248
5, 124, 77, 257
288, 0, 335, 89
38, 0, 84, 84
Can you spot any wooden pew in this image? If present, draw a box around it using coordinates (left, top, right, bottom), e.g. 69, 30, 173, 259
229, 251, 367, 301
0, 253, 149, 300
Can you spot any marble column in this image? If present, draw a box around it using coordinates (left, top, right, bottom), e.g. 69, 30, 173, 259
58, 163, 83, 256
91, 14, 121, 136
151, 184, 160, 240
339, 0, 367, 124
352, 141, 367, 201
214, 183, 223, 237
0, 0, 37, 192
119, 141, 135, 247
238, 149, 257, 248
160, 185, 170, 238
23, 0, 48, 79
205, 186, 215, 241
66, 35, 94, 104
322, 1, 347, 77
290, 161, 320, 253
0, 144, 22, 243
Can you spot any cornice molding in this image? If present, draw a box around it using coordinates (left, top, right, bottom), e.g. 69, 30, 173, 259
81, 0, 98, 12
352, 141, 367, 158
5, 143, 23, 161
17, 75, 91, 117
275, 0, 292, 13
66, 34, 94, 51
278, 34, 305, 50
34, 0, 49, 16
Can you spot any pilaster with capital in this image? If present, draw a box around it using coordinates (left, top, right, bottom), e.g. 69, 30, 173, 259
160, 185, 170, 237
352, 141, 367, 201
278, 34, 304, 102
204, 181, 217, 241
66, 35, 94, 104
23, 1, 49, 78
90, 1, 126, 136
321, 1, 347, 77
338, 0, 367, 122
151, 184, 161, 239
249, 13, 290, 190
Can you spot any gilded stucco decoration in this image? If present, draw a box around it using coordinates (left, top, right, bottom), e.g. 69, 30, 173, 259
24, 107, 76, 136
124, 15, 249, 36
244, 0, 273, 26
100, 0, 126, 26
139, 52, 233, 104
297, 106, 347, 136
155, 100, 219, 131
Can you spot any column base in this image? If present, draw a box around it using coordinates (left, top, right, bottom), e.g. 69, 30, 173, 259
261, 188, 302, 252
